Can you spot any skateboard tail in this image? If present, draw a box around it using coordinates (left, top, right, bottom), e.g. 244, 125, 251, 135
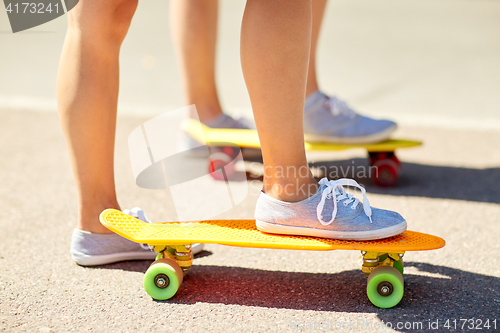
99, 208, 151, 241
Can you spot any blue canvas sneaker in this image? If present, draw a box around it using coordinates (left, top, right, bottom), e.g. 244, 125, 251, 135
303, 91, 397, 144
255, 178, 407, 240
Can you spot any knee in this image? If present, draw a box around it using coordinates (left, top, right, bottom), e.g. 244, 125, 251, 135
68, 0, 138, 45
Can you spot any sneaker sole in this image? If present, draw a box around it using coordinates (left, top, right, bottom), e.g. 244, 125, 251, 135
73, 243, 205, 266
72, 251, 157, 266
191, 243, 204, 254
256, 219, 407, 241
304, 124, 397, 145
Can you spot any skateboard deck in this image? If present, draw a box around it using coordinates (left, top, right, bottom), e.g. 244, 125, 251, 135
100, 209, 444, 252
182, 118, 422, 152
100, 209, 445, 308
182, 119, 421, 187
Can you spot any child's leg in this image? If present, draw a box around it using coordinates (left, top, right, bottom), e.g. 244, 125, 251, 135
57, 0, 138, 234
303, 0, 397, 144
242, 0, 406, 240
170, 0, 325, 118
170, 0, 222, 122
306, 0, 327, 96
241, 0, 318, 202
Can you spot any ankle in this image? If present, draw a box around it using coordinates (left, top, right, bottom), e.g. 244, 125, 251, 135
305, 83, 320, 98
77, 201, 121, 234
304, 90, 325, 111
76, 221, 114, 234
189, 103, 223, 122
263, 175, 318, 202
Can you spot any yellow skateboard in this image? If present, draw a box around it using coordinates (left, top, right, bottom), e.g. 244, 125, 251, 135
183, 119, 421, 187
100, 209, 445, 308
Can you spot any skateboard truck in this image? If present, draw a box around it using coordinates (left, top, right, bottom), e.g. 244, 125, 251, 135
361, 251, 404, 276
153, 244, 193, 276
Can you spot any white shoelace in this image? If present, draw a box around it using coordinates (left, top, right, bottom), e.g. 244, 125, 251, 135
326, 96, 356, 119
316, 178, 373, 226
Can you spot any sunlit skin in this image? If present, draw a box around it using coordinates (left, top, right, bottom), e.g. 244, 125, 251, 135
170, 0, 327, 121
58, 0, 324, 234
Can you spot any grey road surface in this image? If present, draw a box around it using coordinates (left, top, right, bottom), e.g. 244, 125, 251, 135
1, 0, 500, 332
0, 0, 499, 128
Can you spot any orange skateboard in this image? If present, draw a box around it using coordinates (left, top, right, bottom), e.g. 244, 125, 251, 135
100, 209, 445, 308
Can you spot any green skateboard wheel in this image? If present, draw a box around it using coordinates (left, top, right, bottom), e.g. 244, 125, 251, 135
144, 259, 183, 300
367, 266, 404, 308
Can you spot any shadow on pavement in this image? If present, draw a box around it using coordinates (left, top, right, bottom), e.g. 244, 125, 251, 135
309, 159, 500, 204
180, 153, 500, 204
88, 250, 213, 272
193, 250, 214, 259
87, 259, 498, 332
166, 263, 498, 332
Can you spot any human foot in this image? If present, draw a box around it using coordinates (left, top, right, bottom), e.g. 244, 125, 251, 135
70, 229, 156, 266
181, 113, 254, 154
255, 177, 406, 240
202, 113, 254, 130
71, 207, 203, 266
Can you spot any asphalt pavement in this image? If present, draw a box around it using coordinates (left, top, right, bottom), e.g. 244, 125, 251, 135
1, 0, 500, 332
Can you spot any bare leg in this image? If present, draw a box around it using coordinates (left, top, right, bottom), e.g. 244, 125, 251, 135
170, 0, 222, 122
306, 0, 327, 97
171, 0, 325, 117
243, 0, 406, 241
241, 0, 318, 202
57, 0, 137, 233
